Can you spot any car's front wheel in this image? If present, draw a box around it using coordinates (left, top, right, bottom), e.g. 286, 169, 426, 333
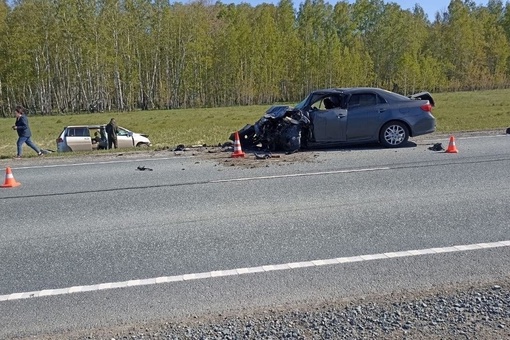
379, 121, 409, 148
136, 143, 150, 148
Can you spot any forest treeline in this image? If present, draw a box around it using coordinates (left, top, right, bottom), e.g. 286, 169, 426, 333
1, 0, 510, 116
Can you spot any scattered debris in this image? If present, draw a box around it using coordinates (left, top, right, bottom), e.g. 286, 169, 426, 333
428, 143, 444, 151
221, 141, 233, 149
254, 152, 272, 159
136, 165, 153, 171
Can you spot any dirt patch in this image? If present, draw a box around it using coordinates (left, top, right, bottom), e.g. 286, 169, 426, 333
192, 146, 322, 168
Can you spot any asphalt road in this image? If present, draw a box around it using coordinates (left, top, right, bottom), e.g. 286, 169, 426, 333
1, 134, 510, 338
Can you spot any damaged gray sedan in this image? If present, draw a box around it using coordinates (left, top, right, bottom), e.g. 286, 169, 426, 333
233, 87, 436, 152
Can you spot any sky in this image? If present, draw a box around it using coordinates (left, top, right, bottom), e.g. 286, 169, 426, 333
229, 0, 489, 21
384, 0, 488, 19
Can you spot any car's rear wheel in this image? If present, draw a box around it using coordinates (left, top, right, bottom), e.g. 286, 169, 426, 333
380, 121, 409, 148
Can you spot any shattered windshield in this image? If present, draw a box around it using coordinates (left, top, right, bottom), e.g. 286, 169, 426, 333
295, 93, 325, 110
295, 92, 346, 110
294, 95, 310, 110
295, 92, 345, 111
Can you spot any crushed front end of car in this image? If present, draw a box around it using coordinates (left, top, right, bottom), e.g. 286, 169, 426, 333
231, 105, 310, 153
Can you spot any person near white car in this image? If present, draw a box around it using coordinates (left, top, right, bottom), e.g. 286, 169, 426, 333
105, 118, 119, 149
12, 105, 44, 158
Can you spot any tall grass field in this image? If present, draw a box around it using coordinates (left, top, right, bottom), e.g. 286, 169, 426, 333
1, 89, 509, 158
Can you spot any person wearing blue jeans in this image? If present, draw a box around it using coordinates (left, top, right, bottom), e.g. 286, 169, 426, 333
12, 106, 44, 158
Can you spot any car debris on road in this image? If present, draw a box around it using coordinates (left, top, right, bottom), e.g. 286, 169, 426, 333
254, 152, 282, 159
428, 143, 444, 151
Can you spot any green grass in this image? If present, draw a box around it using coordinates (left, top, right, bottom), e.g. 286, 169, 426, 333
433, 89, 510, 132
1, 89, 509, 159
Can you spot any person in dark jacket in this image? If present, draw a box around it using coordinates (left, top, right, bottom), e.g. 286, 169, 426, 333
105, 118, 119, 149
11, 106, 43, 158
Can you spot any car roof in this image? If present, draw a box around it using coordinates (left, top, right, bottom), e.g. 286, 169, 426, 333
311, 87, 415, 102
312, 87, 389, 94
64, 125, 105, 129
63, 125, 135, 132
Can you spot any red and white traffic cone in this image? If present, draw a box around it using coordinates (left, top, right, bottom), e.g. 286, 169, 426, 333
231, 131, 245, 158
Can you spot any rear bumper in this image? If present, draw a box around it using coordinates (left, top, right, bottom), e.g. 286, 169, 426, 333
410, 113, 436, 137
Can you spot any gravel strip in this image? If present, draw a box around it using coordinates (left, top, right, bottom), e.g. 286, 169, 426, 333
23, 278, 510, 339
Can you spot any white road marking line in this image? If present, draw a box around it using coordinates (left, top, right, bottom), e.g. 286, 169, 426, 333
5, 163, 390, 190
456, 134, 508, 140
211, 167, 391, 183
10, 157, 192, 170
421, 134, 508, 143
1, 240, 509, 303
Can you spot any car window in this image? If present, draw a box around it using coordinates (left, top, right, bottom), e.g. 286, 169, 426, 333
117, 128, 129, 137
323, 95, 343, 109
330, 95, 344, 108
310, 94, 344, 110
67, 127, 89, 137
308, 95, 325, 110
348, 93, 377, 108
376, 94, 387, 104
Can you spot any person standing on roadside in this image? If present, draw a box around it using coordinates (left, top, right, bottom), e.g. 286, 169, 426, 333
12, 105, 44, 158
105, 118, 119, 149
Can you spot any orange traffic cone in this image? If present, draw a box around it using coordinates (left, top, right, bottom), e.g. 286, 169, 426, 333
231, 131, 245, 158
445, 136, 458, 153
1, 167, 21, 188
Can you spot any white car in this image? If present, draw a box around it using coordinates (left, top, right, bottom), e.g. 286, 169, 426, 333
56, 124, 151, 152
